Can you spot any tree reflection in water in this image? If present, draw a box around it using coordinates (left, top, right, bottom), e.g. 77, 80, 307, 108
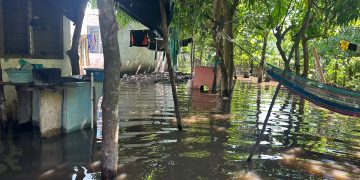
0, 81, 359, 179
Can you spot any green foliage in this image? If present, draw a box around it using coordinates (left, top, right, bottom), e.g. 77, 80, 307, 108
115, 9, 134, 28
171, 0, 359, 90
88, 0, 97, 9
314, 25, 360, 90
333, 0, 360, 26
89, 0, 134, 27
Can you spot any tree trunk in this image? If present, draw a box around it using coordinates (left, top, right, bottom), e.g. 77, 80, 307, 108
275, 38, 291, 71
67, 0, 88, 75
250, 59, 254, 75
211, 0, 224, 94
334, 62, 338, 84
97, 0, 122, 179
199, 45, 204, 66
199, 31, 205, 66
284, 60, 291, 72
347, 58, 353, 80
218, 0, 239, 97
294, 41, 300, 75
159, 0, 182, 130
274, 0, 313, 73
190, 40, 195, 77
222, 13, 234, 97
258, 32, 269, 83
301, 37, 309, 78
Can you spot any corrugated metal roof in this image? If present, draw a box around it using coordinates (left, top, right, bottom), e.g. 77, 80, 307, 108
115, 0, 173, 35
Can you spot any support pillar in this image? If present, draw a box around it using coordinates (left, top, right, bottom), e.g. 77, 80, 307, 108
38, 90, 63, 138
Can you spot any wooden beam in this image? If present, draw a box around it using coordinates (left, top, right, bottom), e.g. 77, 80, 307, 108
159, 0, 182, 130
0, 0, 4, 57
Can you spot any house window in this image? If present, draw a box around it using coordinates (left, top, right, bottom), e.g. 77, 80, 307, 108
3, 0, 63, 59
3, 0, 28, 56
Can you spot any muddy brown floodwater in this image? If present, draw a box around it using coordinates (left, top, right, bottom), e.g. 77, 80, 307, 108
0, 80, 360, 180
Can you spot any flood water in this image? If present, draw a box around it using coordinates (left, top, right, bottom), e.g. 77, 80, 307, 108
1, 80, 360, 179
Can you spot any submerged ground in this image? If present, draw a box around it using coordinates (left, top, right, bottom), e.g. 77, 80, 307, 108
0, 80, 359, 179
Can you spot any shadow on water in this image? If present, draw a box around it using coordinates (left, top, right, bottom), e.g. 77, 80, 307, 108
0, 80, 360, 179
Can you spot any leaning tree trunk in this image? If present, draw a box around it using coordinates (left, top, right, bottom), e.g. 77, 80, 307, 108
258, 32, 269, 83
301, 36, 309, 78
97, 0, 122, 179
275, 0, 313, 73
159, 0, 182, 130
275, 37, 291, 72
67, 0, 88, 75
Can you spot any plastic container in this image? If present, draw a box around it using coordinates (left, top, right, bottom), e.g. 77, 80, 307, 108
5, 69, 33, 83
18, 59, 43, 70
33, 68, 61, 86
85, 68, 104, 82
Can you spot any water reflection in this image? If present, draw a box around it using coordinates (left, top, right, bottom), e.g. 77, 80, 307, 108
0, 80, 359, 179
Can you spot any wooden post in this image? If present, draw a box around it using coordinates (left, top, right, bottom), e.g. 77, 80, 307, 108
312, 48, 326, 83
159, 0, 182, 131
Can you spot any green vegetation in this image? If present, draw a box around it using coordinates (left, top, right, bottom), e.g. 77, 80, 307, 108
172, 0, 360, 93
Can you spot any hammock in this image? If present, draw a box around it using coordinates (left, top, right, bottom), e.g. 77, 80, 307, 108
266, 64, 360, 117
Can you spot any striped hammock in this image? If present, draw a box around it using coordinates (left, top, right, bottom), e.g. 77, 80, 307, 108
266, 64, 360, 117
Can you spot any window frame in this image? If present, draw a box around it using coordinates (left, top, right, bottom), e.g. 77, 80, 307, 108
1, 0, 64, 59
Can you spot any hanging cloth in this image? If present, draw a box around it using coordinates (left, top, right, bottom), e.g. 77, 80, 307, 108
130, 30, 149, 47
88, 34, 97, 52
169, 28, 179, 68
